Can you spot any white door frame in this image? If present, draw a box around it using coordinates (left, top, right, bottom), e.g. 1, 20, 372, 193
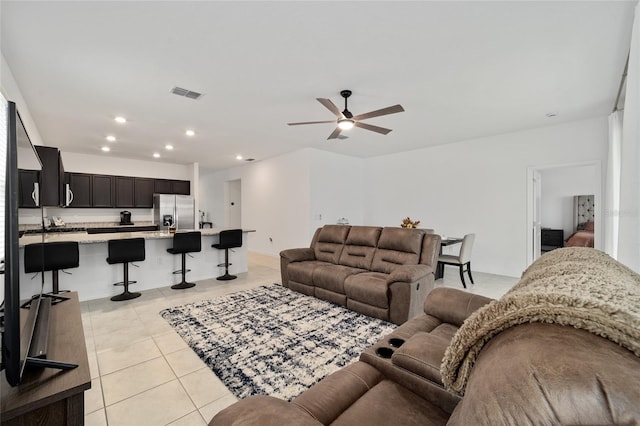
525, 160, 602, 267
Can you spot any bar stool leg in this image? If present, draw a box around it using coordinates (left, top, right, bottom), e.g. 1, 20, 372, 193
171, 253, 196, 289
111, 262, 142, 301
217, 248, 237, 281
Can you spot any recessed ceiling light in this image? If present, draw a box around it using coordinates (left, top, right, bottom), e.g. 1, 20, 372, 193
114, 116, 127, 124
106, 135, 116, 142
165, 144, 174, 150
153, 153, 160, 158
236, 155, 243, 160
101, 146, 110, 152
185, 129, 195, 137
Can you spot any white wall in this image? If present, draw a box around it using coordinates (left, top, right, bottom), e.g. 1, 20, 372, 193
198, 117, 608, 277
540, 164, 598, 238
61, 151, 191, 180
198, 148, 365, 256
200, 149, 313, 256
364, 116, 608, 277
1, 54, 44, 147
309, 150, 364, 235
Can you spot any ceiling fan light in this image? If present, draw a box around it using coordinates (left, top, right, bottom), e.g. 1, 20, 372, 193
338, 119, 355, 130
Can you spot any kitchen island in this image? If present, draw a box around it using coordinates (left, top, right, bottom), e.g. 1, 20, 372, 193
18, 228, 254, 302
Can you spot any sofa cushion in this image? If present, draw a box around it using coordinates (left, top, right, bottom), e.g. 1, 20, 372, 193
371, 228, 423, 274
330, 380, 450, 426
292, 362, 383, 425
313, 225, 350, 264
424, 287, 493, 327
339, 226, 381, 269
313, 264, 366, 294
391, 332, 450, 385
344, 272, 389, 308
288, 260, 327, 284
393, 314, 442, 339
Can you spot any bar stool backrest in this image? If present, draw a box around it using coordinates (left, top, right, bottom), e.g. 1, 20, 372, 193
216, 229, 243, 250
172, 231, 202, 254
107, 238, 146, 264
24, 241, 79, 273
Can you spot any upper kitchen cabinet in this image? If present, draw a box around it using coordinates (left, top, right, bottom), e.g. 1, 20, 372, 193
18, 169, 40, 208
115, 176, 135, 207
154, 178, 190, 195
92, 174, 115, 208
134, 177, 154, 208
66, 172, 92, 207
34, 145, 65, 206
171, 180, 190, 195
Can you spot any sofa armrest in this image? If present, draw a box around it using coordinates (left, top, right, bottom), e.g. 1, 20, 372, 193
280, 247, 316, 262
210, 395, 321, 426
280, 248, 316, 288
423, 287, 493, 327
387, 266, 436, 325
391, 332, 450, 385
387, 264, 433, 284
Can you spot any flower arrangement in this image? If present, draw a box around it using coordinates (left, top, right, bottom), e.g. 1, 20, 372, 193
401, 217, 420, 228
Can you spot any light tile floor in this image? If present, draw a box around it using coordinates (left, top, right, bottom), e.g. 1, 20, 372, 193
82, 253, 518, 426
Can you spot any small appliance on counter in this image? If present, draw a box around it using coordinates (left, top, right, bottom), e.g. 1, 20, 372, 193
120, 210, 133, 226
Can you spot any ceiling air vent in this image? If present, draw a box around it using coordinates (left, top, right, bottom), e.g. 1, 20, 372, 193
171, 86, 203, 100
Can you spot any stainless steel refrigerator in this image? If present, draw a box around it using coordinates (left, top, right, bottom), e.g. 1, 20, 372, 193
153, 194, 195, 231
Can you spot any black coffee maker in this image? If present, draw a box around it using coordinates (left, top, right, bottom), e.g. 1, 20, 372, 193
120, 210, 133, 225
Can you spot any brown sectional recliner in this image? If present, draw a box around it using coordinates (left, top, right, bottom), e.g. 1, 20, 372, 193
213, 248, 640, 425
280, 225, 441, 325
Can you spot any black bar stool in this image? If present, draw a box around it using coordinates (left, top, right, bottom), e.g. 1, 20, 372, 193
106, 238, 145, 301
212, 229, 243, 281
24, 241, 79, 294
167, 231, 201, 289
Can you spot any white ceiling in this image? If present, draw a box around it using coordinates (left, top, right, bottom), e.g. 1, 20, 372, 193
1, 1, 635, 171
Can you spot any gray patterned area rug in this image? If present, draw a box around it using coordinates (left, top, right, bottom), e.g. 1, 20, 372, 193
160, 283, 396, 401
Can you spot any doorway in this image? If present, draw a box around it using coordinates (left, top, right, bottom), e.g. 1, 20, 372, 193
526, 161, 601, 266
225, 179, 242, 228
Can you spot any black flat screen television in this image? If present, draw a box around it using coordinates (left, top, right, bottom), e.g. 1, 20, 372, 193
1, 99, 45, 386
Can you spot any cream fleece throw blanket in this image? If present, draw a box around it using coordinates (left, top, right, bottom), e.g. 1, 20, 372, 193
441, 247, 640, 396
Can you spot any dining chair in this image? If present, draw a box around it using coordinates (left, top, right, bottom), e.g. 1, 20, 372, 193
437, 233, 475, 288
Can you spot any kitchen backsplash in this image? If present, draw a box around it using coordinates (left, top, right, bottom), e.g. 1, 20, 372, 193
18, 207, 154, 227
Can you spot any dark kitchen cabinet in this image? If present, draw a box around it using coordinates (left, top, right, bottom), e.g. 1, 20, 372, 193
134, 178, 155, 208
115, 176, 134, 207
92, 175, 114, 208
154, 179, 190, 195
67, 173, 92, 207
154, 179, 172, 194
171, 180, 190, 195
34, 146, 65, 206
18, 169, 40, 208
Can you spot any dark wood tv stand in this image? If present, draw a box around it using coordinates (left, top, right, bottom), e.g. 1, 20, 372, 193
1, 292, 91, 425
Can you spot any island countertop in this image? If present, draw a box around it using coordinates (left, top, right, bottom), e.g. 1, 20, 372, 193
19, 228, 255, 247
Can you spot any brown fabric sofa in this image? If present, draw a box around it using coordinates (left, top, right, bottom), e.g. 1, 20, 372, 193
212, 248, 640, 425
280, 225, 441, 325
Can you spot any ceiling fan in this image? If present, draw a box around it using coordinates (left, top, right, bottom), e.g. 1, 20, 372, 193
288, 90, 404, 140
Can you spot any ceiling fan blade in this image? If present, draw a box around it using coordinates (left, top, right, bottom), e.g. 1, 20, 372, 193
327, 127, 343, 139
317, 98, 344, 118
354, 121, 392, 135
287, 120, 336, 126
352, 104, 404, 121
